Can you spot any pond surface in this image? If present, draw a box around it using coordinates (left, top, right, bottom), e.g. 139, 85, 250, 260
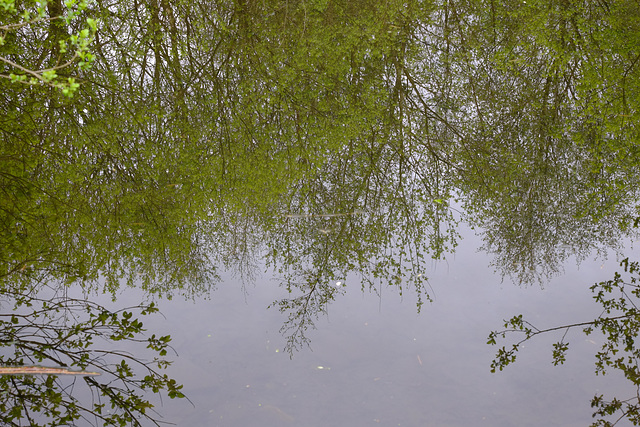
4, 2, 640, 425
111, 224, 634, 427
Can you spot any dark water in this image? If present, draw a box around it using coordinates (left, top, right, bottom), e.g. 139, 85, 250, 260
107, 224, 634, 427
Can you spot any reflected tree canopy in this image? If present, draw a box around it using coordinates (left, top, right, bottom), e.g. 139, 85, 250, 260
2, 0, 640, 424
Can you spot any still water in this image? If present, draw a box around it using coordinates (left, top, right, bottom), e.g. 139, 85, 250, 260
107, 224, 635, 427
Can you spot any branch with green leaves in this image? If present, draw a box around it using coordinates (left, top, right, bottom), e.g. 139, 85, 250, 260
0, 0, 97, 97
0, 284, 188, 426
488, 256, 640, 426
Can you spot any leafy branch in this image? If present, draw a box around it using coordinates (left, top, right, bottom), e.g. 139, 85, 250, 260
488, 256, 640, 426
0, 284, 188, 426
0, 0, 97, 97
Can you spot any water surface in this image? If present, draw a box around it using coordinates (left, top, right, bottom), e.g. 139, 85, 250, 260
125, 225, 633, 427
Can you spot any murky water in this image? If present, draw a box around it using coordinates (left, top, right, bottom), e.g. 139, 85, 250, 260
104, 224, 635, 427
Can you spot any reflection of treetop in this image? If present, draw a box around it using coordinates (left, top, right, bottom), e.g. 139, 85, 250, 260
2, 2, 639, 293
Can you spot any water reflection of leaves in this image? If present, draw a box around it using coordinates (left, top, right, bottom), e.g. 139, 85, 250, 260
3, 0, 640, 424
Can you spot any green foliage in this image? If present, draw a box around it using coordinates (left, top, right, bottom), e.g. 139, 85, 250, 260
551, 341, 569, 366
436, 0, 640, 284
1, 0, 459, 352
0, 287, 185, 426
0, 0, 96, 96
489, 244, 640, 425
3, 0, 640, 421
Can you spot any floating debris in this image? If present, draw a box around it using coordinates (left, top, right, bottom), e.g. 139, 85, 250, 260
0, 366, 100, 376
259, 404, 295, 423
285, 210, 364, 219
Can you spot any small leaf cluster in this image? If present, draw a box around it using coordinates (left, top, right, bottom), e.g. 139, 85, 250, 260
487, 314, 535, 372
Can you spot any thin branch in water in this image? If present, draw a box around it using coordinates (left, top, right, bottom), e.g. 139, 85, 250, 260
0, 365, 100, 376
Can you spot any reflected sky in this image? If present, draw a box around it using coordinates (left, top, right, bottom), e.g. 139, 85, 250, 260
111, 224, 636, 427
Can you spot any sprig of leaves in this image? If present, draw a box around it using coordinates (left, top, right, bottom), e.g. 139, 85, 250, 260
0, 1, 97, 97
488, 253, 640, 425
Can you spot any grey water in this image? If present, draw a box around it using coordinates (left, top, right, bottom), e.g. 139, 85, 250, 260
110, 224, 635, 427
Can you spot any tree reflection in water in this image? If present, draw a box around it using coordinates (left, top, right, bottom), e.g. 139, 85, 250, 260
2, 0, 640, 425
